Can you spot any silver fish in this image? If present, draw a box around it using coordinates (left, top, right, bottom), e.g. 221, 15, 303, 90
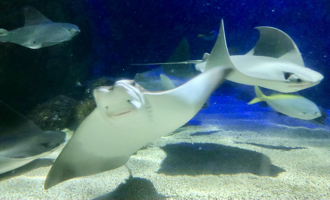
248, 86, 321, 120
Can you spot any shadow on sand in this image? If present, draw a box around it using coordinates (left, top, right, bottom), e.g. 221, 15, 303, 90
94, 175, 165, 200
157, 143, 285, 177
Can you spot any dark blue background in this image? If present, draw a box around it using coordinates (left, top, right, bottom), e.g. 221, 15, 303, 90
85, 0, 329, 108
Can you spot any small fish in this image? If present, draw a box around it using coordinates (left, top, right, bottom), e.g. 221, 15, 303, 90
0, 7, 80, 49
248, 86, 321, 120
198, 29, 218, 41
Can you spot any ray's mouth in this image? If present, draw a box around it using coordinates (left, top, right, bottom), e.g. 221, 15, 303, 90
110, 108, 137, 117
288, 82, 318, 88
288, 84, 308, 88
113, 110, 133, 117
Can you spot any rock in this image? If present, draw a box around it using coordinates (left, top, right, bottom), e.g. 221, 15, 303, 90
27, 95, 78, 131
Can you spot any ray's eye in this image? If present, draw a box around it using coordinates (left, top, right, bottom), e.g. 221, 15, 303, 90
285, 73, 303, 83
284, 72, 293, 80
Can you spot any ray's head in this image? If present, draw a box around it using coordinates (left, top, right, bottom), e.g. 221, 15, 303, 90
62, 23, 80, 39
281, 65, 323, 92
93, 80, 146, 118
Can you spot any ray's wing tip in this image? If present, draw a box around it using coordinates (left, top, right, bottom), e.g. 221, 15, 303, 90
23, 6, 35, 12
43, 167, 62, 190
220, 19, 224, 27
43, 179, 53, 190
44, 175, 61, 190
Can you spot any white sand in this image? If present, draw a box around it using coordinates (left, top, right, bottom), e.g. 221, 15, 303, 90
0, 125, 329, 199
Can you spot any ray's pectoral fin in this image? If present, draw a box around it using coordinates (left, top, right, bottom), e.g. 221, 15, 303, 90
44, 109, 130, 190
205, 19, 235, 71
44, 147, 129, 189
246, 26, 304, 66
23, 6, 53, 26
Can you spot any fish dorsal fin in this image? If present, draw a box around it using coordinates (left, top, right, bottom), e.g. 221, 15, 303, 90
247, 26, 304, 66
205, 19, 236, 70
24, 6, 52, 26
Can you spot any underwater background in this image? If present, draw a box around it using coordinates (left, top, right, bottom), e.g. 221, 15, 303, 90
0, 0, 328, 114
0, 0, 330, 199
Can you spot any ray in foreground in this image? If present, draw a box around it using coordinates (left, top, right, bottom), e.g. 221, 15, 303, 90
44, 66, 231, 189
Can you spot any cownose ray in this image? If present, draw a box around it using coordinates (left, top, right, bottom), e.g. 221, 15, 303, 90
44, 66, 231, 189
248, 86, 321, 120
0, 6, 80, 49
133, 20, 324, 93
0, 101, 66, 174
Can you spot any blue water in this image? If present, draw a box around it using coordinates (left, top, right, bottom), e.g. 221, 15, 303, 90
0, 1, 329, 199
86, 0, 329, 109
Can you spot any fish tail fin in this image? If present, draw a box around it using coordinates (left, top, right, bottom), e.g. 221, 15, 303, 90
254, 85, 265, 99
0, 28, 9, 37
248, 86, 266, 105
248, 97, 262, 105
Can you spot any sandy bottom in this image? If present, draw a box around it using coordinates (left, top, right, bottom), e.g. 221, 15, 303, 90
1, 95, 330, 199
0, 124, 329, 199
